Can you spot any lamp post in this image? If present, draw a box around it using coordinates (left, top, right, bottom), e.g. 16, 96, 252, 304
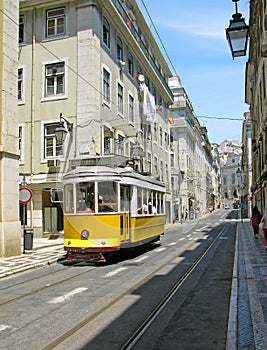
54, 113, 73, 143
225, 0, 249, 59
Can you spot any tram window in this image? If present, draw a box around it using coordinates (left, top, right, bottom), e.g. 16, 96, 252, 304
137, 187, 142, 214
64, 184, 74, 213
120, 186, 130, 212
76, 182, 95, 212
158, 193, 164, 214
98, 181, 118, 212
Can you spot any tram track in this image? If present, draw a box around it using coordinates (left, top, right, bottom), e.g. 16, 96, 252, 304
40, 221, 232, 350
120, 222, 230, 349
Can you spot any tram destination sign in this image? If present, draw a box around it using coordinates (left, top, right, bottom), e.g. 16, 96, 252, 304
69, 156, 128, 170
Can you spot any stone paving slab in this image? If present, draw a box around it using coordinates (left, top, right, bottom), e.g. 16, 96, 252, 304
0, 237, 65, 279
235, 220, 267, 350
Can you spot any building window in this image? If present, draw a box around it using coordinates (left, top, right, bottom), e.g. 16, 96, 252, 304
160, 160, 163, 180
44, 123, 64, 158
154, 123, 158, 142
19, 126, 23, 162
129, 94, 134, 123
46, 8, 65, 37
165, 163, 169, 183
19, 15, 25, 43
103, 68, 110, 103
165, 131, 169, 146
18, 68, 23, 101
170, 153, 174, 167
116, 134, 124, 156
45, 62, 65, 97
232, 173, 236, 184
104, 127, 112, 155
103, 17, 110, 49
154, 156, 158, 174
128, 52, 134, 77
117, 36, 123, 61
159, 126, 163, 146
117, 83, 123, 114
147, 152, 152, 174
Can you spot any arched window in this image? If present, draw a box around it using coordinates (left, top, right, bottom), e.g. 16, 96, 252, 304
103, 17, 110, 49
117, 36, 123, 61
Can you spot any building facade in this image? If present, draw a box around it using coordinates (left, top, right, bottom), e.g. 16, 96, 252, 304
244, 0, 267, 214
18, 0, 174, 236
0, 0, 21, 257
168, 76, 216, 221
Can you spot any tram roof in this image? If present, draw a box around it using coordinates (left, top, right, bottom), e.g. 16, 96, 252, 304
63, 165, 165, 189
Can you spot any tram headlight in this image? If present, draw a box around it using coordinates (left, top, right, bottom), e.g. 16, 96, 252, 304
81, 229, 90, 239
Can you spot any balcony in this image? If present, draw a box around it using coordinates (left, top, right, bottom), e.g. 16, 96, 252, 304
111, 0, 173, 98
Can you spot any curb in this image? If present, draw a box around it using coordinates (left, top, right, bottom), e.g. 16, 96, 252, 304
226, 221, 239, 350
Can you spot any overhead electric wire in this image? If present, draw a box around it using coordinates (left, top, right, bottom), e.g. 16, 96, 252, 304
139, 1, 245, 125
197, 116, 243, 121
1, 5, 244, 124
139, 0, 178, 77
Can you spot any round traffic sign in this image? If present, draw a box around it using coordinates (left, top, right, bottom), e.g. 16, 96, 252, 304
19, 187, 32, 204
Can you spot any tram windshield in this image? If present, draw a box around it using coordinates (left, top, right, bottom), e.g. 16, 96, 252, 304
98, 181, 118, 212
63, 181, 118, 214
77, 182, 95, 212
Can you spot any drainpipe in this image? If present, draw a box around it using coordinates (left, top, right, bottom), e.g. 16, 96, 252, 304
30, 8, 36, 228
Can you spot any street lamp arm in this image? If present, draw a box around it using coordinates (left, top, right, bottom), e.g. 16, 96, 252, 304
60, 113, 73, 132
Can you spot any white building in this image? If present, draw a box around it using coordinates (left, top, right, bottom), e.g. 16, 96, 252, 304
168, 76, 215, 220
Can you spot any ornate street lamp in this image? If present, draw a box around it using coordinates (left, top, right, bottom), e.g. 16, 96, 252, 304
225, 0, 249, 59
54, 113, 73, 142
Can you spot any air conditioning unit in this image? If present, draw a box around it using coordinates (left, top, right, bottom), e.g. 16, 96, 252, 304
47, 159, 60, 167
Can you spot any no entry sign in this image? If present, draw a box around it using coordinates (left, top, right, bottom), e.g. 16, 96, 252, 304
19, 187, 32, 204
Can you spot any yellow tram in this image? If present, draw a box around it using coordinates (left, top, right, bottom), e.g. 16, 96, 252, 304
62, 162, 166, 262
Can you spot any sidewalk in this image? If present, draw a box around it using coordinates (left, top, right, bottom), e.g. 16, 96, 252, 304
0, 236, 65, 279
228, 219, 267, 349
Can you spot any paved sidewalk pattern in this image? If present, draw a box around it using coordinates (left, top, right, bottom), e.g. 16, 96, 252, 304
237, 220, 267, 350
0, 237, 65, 279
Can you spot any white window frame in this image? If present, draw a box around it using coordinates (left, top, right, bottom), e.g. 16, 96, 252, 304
46, 7, 66, 38
154, 155, 158, 174
19, 15, 25, 44
128, 51, 134, 77
128, 93, 134, 124
116, 133, 125, 156
102, 64, 111, 107
41, 120, 65, 162
102, 16, 110, 50
147, 152, 152, 174
116, 36, 123, 61
117, 81, 124, 116
41, 59, 68, 101
18, 124, 25, 164
18, 66, 26, 104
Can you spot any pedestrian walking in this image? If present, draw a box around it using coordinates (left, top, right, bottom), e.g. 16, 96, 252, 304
251, 206, 262, 239
184, 209, 188, 221
261, 208, 267, 250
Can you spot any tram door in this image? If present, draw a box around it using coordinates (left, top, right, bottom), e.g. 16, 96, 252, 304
120, 186, 131, 241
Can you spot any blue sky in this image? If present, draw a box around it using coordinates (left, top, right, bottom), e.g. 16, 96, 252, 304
136, 0, 250, 144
